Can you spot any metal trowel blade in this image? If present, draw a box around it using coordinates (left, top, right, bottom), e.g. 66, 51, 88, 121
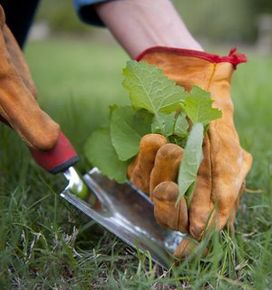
60, 167, 184, 268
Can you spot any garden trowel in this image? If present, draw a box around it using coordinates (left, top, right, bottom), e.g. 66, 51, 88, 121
6, 125, 185, 268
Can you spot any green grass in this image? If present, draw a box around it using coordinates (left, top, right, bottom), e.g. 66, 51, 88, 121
0, 39, 271, 289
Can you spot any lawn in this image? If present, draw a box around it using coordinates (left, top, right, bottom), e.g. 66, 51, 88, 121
0, 39, 271, 289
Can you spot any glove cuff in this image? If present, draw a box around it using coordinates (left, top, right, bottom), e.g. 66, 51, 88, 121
135, 46, 247, 94
135, 46, 247, 69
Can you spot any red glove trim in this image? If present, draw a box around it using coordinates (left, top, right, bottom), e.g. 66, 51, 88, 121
135, 47, 247, 69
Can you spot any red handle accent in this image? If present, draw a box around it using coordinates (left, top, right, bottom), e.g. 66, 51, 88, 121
30, 132, 79, 174
0, 117, 78, 173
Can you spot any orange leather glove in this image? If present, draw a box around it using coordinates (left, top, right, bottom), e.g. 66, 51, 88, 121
128, 47, 253, 258
0, 5, 59, 150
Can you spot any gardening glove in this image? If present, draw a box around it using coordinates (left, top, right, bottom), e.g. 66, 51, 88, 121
0, 5, 60, 150
128, 47, 253, 258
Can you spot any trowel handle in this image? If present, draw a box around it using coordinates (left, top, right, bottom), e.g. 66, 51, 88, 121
30, 132, 79, 174
0, 116, 79, 174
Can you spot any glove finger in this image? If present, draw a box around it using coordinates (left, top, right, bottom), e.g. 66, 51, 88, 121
3, 24, 36, 98
128, 134, 167, 193
0, 6, 60, 150
149, 143, 184, 193
211, 148, 252, 231
226, 180, 245, 234
173, 237, 209, 259
189, 136, 213, 240
151, 181, 188, 232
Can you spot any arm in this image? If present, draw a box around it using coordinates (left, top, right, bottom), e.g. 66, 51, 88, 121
94, 0, 203, 58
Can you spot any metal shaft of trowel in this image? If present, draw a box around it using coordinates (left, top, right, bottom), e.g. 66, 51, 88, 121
63, 166, 90, 200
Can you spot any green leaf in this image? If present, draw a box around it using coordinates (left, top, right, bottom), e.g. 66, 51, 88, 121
177, 123, 204, 202
84, 128, 128, 183
182, 86, 222, 125
122, 60, 185, 114
174, 112, 189, 138
110, 106, 153, 161
151, 112, 176, 137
